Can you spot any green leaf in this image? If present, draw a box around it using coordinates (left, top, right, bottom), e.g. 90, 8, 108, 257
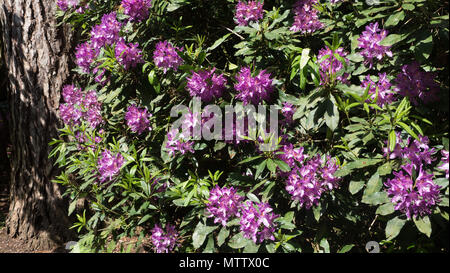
202, 234, 215, 253
243, 240, 260, 253
214, 141, 227, 152
324, 98, 339, 131
413, 216, 432, 237
363, 172, 382, 196
349, 181, 365, 195
397, 121, 418, 140
385, 216, 406, 240
377, 162, 392, 176
266, 158, 276, 173
68, 200, 77, 216
228, 232, 248, 249
334, 158, 383, 177
389, 130, 397, 153
273, 159, 291, 172
247, 192, 261, 203
207, 33, 231, 52
217, 227, 230, 247
337, 244, 355, 253
402, 3, 415, 10
376, 203, 395, 216
319, 238, 330, 253
255, 160, 267, 179
192, 222, 217, 249
137, 214, 152, 225
380, 34, 404, 46
384, 11, 405, 28
300, 48, 311, 69
362, 191, 389, 205
238, 155, 262, 165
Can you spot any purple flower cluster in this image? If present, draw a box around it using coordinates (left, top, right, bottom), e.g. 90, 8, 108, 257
360, 73, 396, 106
290, 0, 324, 34
357, 22, 393, 68
121, 0, 152, 22
57, 0, 79, 11
74, 12, 122, 73
153, 41, 184, 74
90, 12, 122, 49
186, 68, 227, 102
394, 62, 440, 105
97, 149, 125, 183
151, 224, 179, 253
234, 1, 264, 26
277, 143, 307, 169
75, 42, 98, 73
83, 91, 103, 128
285, 155, 340, 209
438, 150, 449, 179
234, 67, 274, 105
239, 201, 279, 243
59, 85, 103, 128
281, 102, 296, 125
165, 127, 195, 156
206, 186, 245, 226
383, 134, 436, 168
385, 164, 441, 219
115, 39, 144, 70
317, 46, 349, 85
125, 105, 152, 134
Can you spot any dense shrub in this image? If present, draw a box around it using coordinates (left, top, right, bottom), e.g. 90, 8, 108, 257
51, 0, 449, 253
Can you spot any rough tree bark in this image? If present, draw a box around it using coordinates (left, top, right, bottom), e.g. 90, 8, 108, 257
0, 0, 76, 250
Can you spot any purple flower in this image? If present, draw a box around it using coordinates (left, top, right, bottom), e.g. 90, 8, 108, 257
385, 164, 441, 219
82, 90, 103, 128
281, 102, 296, 125
206, 186, 244, 226
285, 155, 340, 209
75, 42, 98, 73
153, 41, 183, 74
357, 22, 392, 68
59, 104, 82, 126
62, 84, 83, 105
361, 73, 396, 106
438, 150, 449, 179
90, 12, 122, 49
165, 128, 194, 156
121, 0, 152, 22
234, 1, 264, 26
383, 134, 436, 170
186, 68, 227, 102
290, 0, 324, 34
57, 0, 79, 11
394, 62, 440, 105
97, 149, 125, 183
317, 46, 349, 85
125, 105, 152, 134
239, 201, 279, 243
57, 0, 69, 11
151, 224, 179, 253
234, 67, 274, 105
93, 67, 109, 86
277, 143, 307, 169
115, 39, 144, 70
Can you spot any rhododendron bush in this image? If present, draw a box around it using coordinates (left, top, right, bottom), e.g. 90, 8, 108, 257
51, 0, 449, 253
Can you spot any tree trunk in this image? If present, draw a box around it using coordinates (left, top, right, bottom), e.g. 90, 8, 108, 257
0, 0, 76, 250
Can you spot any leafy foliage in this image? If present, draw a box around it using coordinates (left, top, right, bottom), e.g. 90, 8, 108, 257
51, 0, 448, 253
